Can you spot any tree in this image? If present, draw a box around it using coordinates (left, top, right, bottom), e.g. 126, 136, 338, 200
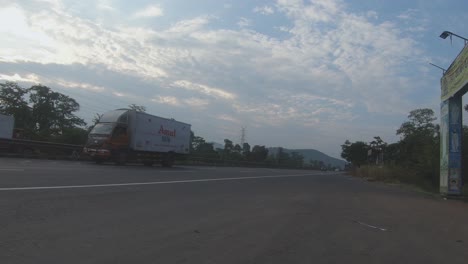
369, 136, 386, 164
290, 152, 304, 168
224, 139, 233, 153
53, 127, 88, 145
233, 144, 242, 153
397, 108, 437, 139
29, 85, 85, 138
128, 104, 146, 112
341, 140, 369, 167
242, 142, 251, 158
189, 132, 219, 159
384, 143, 400, 164
309, 159, 320, 169
0, 82, 32, 129
191, 134, 207, 152
251, 145, 268, 162
394, 108, 440, 185
92, 113, 103, 125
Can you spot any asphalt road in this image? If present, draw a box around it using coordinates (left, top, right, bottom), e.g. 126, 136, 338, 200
1, 158, 468, 264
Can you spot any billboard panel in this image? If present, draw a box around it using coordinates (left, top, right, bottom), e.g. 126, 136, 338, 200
441, 45, 468, 101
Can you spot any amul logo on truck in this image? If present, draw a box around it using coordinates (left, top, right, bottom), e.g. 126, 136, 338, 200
159, 125, 176, 142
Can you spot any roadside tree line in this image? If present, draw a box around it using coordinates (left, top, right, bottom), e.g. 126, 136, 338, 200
341, 108, 468, 189
0, 81, 87, 144
2, 81, 335, 169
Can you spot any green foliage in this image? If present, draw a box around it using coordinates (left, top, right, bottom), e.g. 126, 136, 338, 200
350, 108, 441, 189
308, 159, 325, 170
250, 145, 268, 162
0, 82, 86, 144
29, 84, 86, 137
51, 127, 89, 145
289, 152, 304, 168
0, 82, 32, 129
224, 139, 233, 153
242, 142, 251, 157
190, 132, 219, 159
396, 108, 437, 138
340, 140, 369, 167
92, 113, 103, 125
233, 144, 242, 153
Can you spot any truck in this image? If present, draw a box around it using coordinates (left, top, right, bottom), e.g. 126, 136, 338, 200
0, 113, 83, 158
83, 109, 191, 167
0, 114, 14, 140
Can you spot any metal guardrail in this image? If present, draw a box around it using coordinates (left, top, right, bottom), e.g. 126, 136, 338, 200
0, 138, 84, 161
0, 141, 319, 170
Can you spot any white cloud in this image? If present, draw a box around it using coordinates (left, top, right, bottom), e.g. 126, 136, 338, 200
253, 5, 274, 15
172, 80, 236, 100
151, 96, 180, 106
237, 17, 251, 28
97, 0, 115, 11
166, 16, 211, 34
0, 73, 40, 83
54, 79, 106, 92
366, 10, 378, 19
216, 114, 240, 123
184, 98, 210, 108
133, 5, 163, 18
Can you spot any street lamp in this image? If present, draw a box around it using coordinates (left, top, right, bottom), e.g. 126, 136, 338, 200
439, 31, 468, 45
429, 62, 447, 74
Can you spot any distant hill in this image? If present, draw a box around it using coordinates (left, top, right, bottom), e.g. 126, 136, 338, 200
208, 142, 346, 169
268, 147, 346, 169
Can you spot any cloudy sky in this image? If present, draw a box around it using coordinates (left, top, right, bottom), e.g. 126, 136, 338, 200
1, 0, 467, 158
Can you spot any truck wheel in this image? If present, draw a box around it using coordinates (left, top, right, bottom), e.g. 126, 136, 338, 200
161, 153, 174, 168
115, 152, 127, 166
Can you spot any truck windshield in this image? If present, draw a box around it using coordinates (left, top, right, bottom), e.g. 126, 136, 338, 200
90, 123, 114, 135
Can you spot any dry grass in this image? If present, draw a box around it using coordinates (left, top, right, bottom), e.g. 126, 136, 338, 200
352, 165, 438, 192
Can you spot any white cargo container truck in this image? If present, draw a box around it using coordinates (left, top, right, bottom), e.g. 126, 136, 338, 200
83, 109, 191, 166
0, 114, 14, 139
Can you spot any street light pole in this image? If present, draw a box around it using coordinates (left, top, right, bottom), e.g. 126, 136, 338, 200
429, 63, 447, 75
439, 31, 468, 45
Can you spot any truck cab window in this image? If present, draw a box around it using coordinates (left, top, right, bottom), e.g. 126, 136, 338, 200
113, 127, 127, 138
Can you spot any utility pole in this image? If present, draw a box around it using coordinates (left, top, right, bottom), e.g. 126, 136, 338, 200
240, 127, 246, 146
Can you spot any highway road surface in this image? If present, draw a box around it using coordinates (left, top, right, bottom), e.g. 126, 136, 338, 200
1, 158, 468, 264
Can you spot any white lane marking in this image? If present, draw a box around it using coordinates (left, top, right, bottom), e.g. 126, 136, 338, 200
0, 166, 196, 173
0, 168, 25, 171
194, 167, 218, 170
352, 220, 387, 231
0, 173, 322, 191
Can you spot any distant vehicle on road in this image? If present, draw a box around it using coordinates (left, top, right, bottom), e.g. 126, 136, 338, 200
0, 113, 82, 159
0, 114, 14, 140
83, 109, 191, 167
